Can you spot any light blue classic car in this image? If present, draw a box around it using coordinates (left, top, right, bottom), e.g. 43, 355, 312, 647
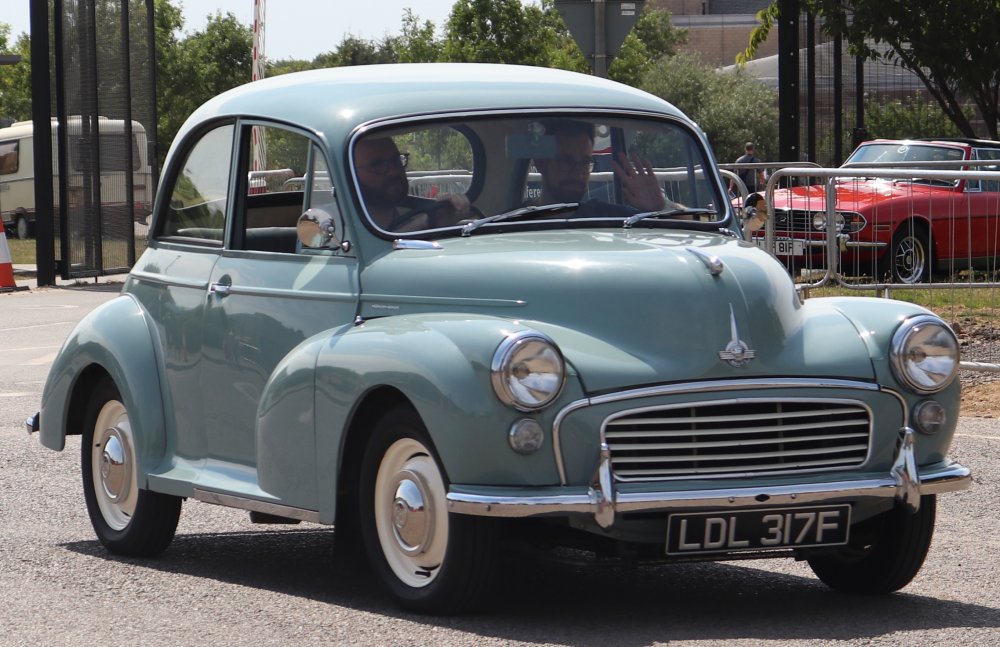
28, 64, 970, 613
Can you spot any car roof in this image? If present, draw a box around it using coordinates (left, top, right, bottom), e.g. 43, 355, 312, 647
174, 63, 688, 150
917, 137, 1000, 149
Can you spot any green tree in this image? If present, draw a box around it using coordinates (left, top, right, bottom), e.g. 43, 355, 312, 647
864, 95, 963, 140
158, 10, 252, 154
640, 52, 779, 164
395, 9, 442, 63
742, 0, 1000, 139
0, 24, 31, 123
313, 34, 397, 68
608, 8, 687, 86
442, 0, 556, 66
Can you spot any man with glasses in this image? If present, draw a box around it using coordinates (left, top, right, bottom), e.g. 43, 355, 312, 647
530, 119, 668, 216
355, 136, 471, 231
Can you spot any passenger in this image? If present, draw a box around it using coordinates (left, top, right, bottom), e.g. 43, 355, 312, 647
529, 119, 672, 216
355, 136, 471, 231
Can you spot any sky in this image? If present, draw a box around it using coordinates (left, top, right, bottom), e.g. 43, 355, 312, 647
2, 1, 537, 61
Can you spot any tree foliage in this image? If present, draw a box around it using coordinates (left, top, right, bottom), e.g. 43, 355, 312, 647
640, 52, 779, 164
743, 0, 1000, 139
156, 8, 252, 155
442, 0, 555, 66
0, 24, 32, 123
608, 8, 687, 87
864, 95, 963, 140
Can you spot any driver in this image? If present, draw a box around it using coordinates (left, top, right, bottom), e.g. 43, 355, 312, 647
354, 136, 471, 231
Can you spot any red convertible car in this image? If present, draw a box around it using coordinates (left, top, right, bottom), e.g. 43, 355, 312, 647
767, 138, 1000, 284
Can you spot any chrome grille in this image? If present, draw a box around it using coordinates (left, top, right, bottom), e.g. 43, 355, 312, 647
604, 399, 871, 481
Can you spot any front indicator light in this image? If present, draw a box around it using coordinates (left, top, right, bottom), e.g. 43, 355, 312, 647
890, 315, 959, 394
914, 400, 947, 434
509, 419, 545, 454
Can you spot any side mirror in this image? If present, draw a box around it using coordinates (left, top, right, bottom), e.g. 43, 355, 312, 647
297, 208, 340, 249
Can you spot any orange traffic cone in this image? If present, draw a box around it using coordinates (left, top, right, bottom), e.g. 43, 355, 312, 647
0, 221, 26, 292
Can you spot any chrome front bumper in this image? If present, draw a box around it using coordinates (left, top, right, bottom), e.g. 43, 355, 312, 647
447, 428, 971, 529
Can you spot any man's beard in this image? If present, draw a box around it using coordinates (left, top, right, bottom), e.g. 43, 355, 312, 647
546, 178, 586, 203
364, 175, 408, 208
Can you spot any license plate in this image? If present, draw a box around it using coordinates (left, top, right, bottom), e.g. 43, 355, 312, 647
666, 504, 851, 556
754, 237, 804, 256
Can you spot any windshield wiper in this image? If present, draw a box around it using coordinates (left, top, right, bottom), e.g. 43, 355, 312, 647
460, 203, 579, 236
623, 207, 717, 228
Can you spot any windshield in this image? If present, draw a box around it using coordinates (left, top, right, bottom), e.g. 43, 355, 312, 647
350, 114, 724, 237
845, 142, 965, 168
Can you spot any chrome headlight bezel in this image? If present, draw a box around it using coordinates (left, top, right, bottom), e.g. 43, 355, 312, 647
491, 331, 566, 412
812, 211, 846, 232
889, 315, 960, 394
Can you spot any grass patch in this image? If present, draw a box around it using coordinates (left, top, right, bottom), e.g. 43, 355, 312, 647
5, 236, 147, 267
6, 238, 36, 264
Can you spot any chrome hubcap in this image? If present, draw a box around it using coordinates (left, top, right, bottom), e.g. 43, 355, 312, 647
90, 399, 137, 531
100, 431, 129, 501
391, 470, 432, 554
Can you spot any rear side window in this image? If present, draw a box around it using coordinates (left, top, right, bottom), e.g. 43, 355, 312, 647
161, 124, 235, 242
0, 140, 18, 175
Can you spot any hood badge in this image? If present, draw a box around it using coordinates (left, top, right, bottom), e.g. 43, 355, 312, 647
719, 305, 756, 368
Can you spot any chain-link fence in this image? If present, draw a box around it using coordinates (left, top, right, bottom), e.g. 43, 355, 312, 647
44, 0, 156, 279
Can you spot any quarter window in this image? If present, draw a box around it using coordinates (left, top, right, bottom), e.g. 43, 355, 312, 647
162, 123, 235, 242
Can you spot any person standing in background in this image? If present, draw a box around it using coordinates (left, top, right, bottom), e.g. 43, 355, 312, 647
730, 142, 766, 194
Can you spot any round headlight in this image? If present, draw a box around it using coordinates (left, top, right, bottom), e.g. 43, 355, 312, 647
890, 315, 959, 394
812, 212, 845, 231
491, 332, 565, 411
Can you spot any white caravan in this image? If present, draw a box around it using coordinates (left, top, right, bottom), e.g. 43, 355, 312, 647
0, 116, 153, 239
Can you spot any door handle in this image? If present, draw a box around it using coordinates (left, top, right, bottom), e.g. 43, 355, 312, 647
208, 281, 231, 298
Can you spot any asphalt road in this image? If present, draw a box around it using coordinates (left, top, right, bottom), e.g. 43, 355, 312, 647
1, 284, 998, 646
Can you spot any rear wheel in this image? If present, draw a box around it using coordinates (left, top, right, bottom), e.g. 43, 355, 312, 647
15, 213, 30, 240
885, 224, 930, 284
359, 408, 497, 613
81, 377, 181, 556
807, 496, 936, 593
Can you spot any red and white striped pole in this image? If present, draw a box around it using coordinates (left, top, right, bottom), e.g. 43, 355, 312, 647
251, 0, 267, 171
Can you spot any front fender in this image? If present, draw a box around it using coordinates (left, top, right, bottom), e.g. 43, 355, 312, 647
309, 314, 580, 499
38, 294, 168, 487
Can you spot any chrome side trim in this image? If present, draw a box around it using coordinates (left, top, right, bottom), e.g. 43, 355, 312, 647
393, 239, 442, 250
552, 378, 882, 485
192, 489, 321, 523
360, 293, 527, 308
129, 270, 210, 290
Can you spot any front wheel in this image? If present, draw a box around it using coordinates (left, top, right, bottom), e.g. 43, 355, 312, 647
359, 408, 497, 613
885, 224, 930, 284
81, 377, 181, 556
807, 495, 936, 593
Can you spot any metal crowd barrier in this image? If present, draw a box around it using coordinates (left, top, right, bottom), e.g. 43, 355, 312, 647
754, 163, 1000, 374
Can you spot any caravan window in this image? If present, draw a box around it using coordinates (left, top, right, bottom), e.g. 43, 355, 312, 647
69, 133, 142, 172
0, 140, 17, 175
